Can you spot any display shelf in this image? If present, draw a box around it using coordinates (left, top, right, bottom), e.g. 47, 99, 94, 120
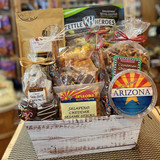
0, 101, 19, 114
0, 0, 21, 82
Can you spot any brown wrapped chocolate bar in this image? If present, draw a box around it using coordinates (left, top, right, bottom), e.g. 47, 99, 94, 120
103, 19, 150, 79
18, 98, 59, 121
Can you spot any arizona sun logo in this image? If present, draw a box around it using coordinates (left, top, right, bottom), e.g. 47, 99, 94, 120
109, 69, 157, 118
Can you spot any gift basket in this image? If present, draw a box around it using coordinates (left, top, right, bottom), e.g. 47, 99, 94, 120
16, 8, 157, 159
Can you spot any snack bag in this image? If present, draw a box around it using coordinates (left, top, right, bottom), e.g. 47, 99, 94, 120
49, 43, 98, 86
30, 25, 61, 59
18, 98, 59, 121
3, 0, 9, 10
103, 19, 150, 80
22, 64, 53, 106
54, 82, 104, 120
18, 28, 65, 121
15, 8, 65, 59
51, 41, 108, 87
64, 5, 124, 46
19, 63, 59, 121
0, 0, 5, 9
0, 0, 8, 10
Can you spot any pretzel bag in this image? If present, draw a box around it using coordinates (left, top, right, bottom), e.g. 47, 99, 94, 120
103, 19, 150, 80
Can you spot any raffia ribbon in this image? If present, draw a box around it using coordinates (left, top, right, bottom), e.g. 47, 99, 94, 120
19, 57, 55, 68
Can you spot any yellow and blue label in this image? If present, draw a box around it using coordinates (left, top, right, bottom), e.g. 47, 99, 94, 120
60, 90, 97, 120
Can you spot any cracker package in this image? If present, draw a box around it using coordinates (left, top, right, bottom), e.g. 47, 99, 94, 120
15, 8, 65, 60
103, 19, 150, 80
64, 5, 124, 46
54, 82, 104, 120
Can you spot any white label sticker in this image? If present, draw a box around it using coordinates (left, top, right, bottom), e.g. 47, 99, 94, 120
30, 37, 52, 53
111, 87, 153, 98
27, 88, 47, 108
61, 101, 97, 120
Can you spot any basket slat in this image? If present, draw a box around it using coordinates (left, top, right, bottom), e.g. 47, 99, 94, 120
25, 115, 142, 159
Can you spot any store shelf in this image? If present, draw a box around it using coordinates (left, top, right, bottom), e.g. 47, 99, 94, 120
0, 0, 21, 81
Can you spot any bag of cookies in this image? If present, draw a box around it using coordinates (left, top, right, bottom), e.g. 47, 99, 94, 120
52, 39, 108, 86
103, 19, 150, 79
54, 82, 104, 120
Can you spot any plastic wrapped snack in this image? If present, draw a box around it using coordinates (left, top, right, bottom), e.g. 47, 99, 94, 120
50, 43, 101, 86
103, 19, 150, 79
59, 43, 94, 62
18, 98, 59, 121
54, 82, 104, 120
22, 64, 53, 106
64, 5, 124, 46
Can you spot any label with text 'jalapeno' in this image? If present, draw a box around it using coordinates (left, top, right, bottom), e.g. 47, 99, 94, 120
60, 89, 97, 120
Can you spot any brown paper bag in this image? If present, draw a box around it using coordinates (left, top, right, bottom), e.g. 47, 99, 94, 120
15, 8, 65, 62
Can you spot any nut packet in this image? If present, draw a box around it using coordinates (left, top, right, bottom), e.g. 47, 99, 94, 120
103, 19, 150, 80
54, 82, 104, 120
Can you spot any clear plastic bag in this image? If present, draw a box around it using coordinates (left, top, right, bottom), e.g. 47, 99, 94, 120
118, 19, 150, 39
18, 98, 59, 121
50, 43, 101, 86
103, 19, 150, 80
54, 82, 104, 120
22, 64, 53, 106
